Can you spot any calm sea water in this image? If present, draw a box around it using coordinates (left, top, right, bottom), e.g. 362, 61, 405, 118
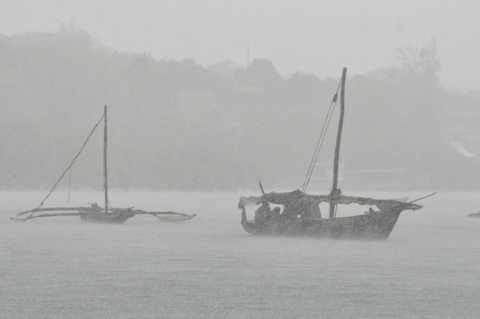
1, 191, 479, 318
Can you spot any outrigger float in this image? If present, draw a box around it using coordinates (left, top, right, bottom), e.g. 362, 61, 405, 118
11, 106, 196, 224
238, 68, 432, 240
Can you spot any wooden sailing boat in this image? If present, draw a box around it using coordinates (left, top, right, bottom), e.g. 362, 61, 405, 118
237, 68, 427, 240
11, 106, 196, 224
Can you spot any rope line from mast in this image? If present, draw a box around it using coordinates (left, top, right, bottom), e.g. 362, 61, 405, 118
107, 198, 114, 211
68, 167, 72, 202
36, 113, 105, 210
304, 95, 337, 191
301, 80, 342, 192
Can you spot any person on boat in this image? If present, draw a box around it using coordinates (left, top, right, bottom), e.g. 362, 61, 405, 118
89, 203, 101, 211
365, 207, 378, 215
282, 202, 305, 220
254, 201, 271, 225
303, 203, 321, 219
281, 201, 320, 220
266, 207, 282, 222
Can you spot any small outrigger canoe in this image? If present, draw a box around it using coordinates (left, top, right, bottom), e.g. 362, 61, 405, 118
11, 106, 196, 224
11, 205, 196, 224
468, 211, 480, 218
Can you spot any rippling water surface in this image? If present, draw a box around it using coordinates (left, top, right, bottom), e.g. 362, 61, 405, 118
1, 191, 480, 318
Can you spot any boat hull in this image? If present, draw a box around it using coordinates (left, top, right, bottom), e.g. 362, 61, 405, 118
80, 210, 135, 224
241, 209, 403, 240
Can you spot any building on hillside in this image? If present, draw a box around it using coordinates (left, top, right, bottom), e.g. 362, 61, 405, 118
448, 112, 480, 157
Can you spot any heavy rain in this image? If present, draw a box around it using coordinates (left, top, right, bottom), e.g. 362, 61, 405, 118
1, 1, 480, 318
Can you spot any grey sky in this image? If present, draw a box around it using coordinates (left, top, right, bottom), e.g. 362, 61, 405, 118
2, 0, 479, 91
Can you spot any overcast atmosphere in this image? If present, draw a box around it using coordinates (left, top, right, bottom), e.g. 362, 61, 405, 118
2, 0, 480, 91
2, 1, 480, 319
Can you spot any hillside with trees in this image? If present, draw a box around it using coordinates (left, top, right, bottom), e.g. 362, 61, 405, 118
1, 29, 479, 191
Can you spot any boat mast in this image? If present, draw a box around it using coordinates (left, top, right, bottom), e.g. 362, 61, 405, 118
329, 68, 347, 218
104, 105, 108, 213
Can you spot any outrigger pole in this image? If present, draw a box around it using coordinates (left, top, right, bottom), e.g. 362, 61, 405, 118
104, 105, 108, 214
330, 68, 347, 218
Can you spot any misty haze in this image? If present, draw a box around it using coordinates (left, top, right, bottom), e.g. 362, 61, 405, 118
1, 2, 480, 319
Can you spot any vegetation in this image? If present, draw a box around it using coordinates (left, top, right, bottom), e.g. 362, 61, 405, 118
1, 30, 479, 191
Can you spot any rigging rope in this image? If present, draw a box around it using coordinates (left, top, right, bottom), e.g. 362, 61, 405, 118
68, 167, 72, 202
301, 80, 342, 192
304, 94, 337, 191
36, 113, 105, 210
